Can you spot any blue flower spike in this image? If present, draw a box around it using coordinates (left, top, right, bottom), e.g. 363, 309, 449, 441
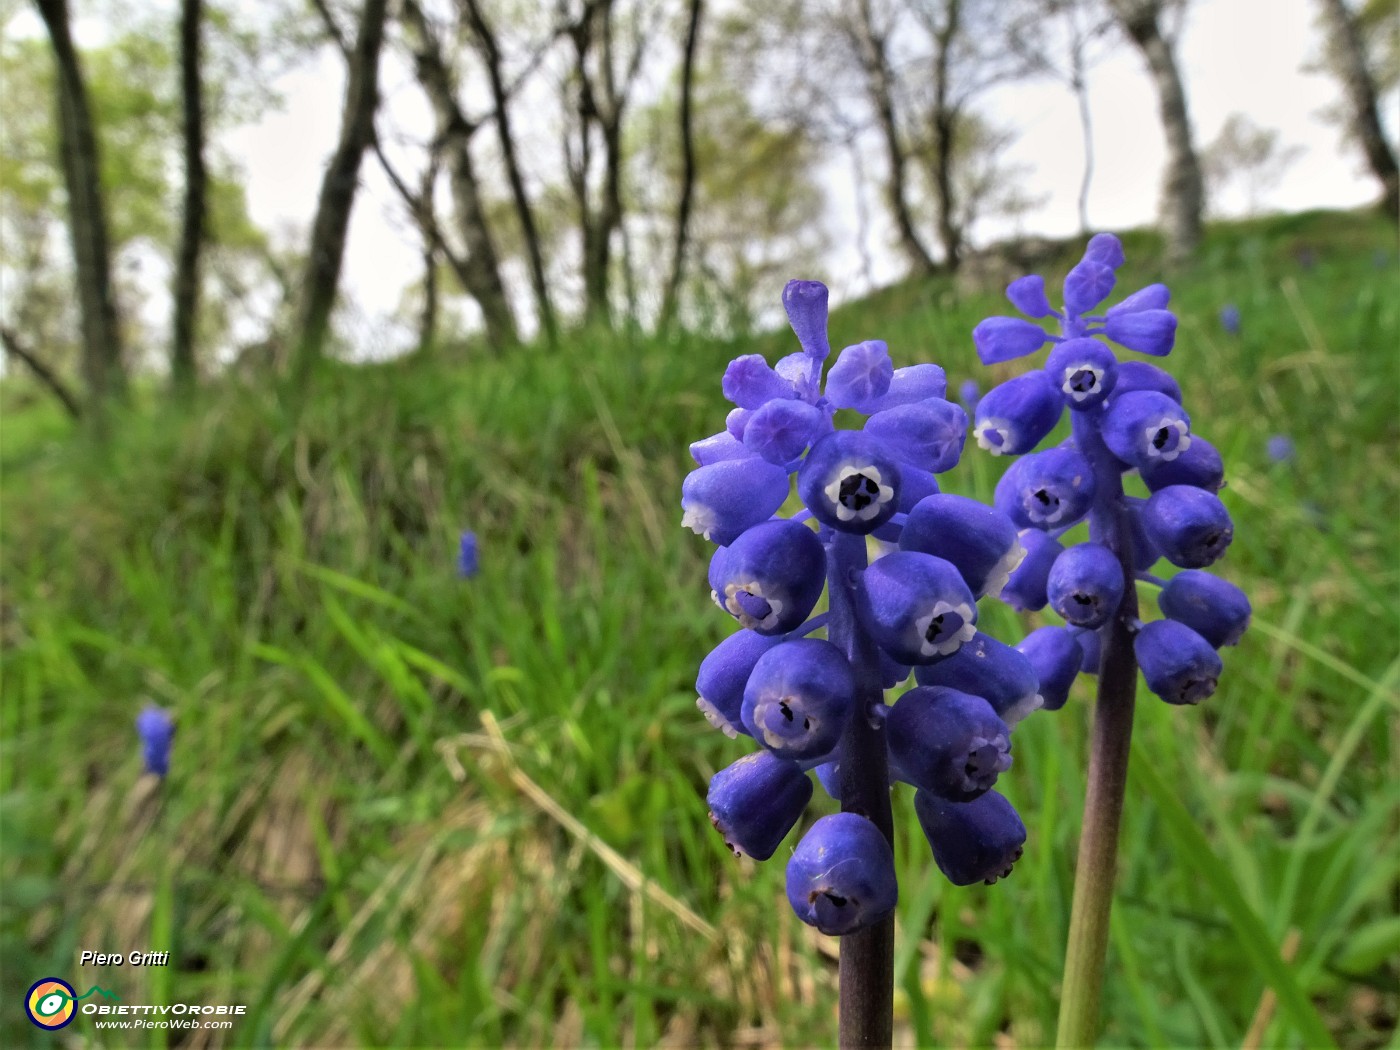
786, 813, 898, 935
457, 531, 480, 579
136, 704, 175, 777
969, 234, 1247, 717
688, 281, 1041, 946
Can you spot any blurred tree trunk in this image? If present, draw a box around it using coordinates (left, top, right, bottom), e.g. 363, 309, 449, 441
171, 0, 206, 395
659, 0, 704, 335
402, 0, 519, 350
852, 0, 937, 275
461, 0, 558, 345
1109, 0, 1203, 264
1316, 0, 1399, 218
565, 0, 649, 328
927, 0, 964, 271
34, 0, 126, 413
416, 151, 441, 352
293, 0, 390, 375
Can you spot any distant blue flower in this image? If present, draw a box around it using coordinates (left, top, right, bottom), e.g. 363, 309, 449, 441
1219, 304, 1241, 335
136, 705, 174, 777
958, 378, 981, 413
457, 531, 479, 578
1266, 434, 1295, 464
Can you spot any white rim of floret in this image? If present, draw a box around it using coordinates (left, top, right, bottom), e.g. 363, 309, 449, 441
914, 601, 977, 658
984, 540, 1027, 598
974, 419, 1013, 455
1025, 488, 1068, 525
752, 694, 817, 752
1142, 417, 1191, 462
682, 502, 720, 541
721, 579, 785, 631
999, 691, 1044, 728
696, 696, 740, 739
824, 463, 895, 522
1061, 363, 1106, 403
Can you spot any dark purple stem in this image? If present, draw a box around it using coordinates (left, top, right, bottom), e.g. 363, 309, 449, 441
828, 531, 894, 1049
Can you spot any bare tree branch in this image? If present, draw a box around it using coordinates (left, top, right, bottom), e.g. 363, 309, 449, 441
1, 324, 83, 420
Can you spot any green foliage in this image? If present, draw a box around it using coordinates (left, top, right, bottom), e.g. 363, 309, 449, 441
1, 210, 1397, 1048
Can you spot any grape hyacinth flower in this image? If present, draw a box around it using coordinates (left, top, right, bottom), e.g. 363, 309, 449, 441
457, 531, 479, 579
1266, 434, 1295, 464
136, 704, 175, 778
972, 234, 1249, 1045
684, 281, 1031, 1045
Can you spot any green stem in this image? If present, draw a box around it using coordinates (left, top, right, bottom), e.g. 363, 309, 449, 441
1057, 412, 1141, 1048
1055, 609, 1137, 1047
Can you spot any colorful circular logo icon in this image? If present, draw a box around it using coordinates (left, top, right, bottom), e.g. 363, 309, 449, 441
26, 978, 77, 1030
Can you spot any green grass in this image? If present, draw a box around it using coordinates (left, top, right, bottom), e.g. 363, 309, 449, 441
2, 210, 1397, 1048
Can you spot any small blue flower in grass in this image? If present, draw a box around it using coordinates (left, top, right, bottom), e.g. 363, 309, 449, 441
958, 378, 981, 414
457, 531, 479, 578
1219, 304, 1241, 335
1266, 434, 1295, 464
971, 233, 1247, 708
136, 705, 175, 777
685, 280, 1033, 938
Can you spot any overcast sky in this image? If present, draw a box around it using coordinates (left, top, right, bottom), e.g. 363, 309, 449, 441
17, 0, 1397, 355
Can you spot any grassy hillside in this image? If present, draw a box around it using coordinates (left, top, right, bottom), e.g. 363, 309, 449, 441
2, 211, 1397, 1048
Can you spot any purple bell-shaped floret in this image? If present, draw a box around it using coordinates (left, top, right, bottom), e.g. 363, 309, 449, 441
708, 750, 813, 860
899, 494, 1024, 600
786, 813, 898, 934
709, 519, 826, 635
887, 686, 1012, 801
914, 788, 1027, 886
1047, 543, 1125, 630
1135, 619, 1223, 705
1141, 485, 1234, 569
973, 371, 1064, 456
1158, 570, 1251, 648
741, 639, 853, 761
856, 551, 978, 665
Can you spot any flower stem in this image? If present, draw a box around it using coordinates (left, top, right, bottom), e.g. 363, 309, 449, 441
1057, 413, 1141, 1048
828, 531, 894, 1049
